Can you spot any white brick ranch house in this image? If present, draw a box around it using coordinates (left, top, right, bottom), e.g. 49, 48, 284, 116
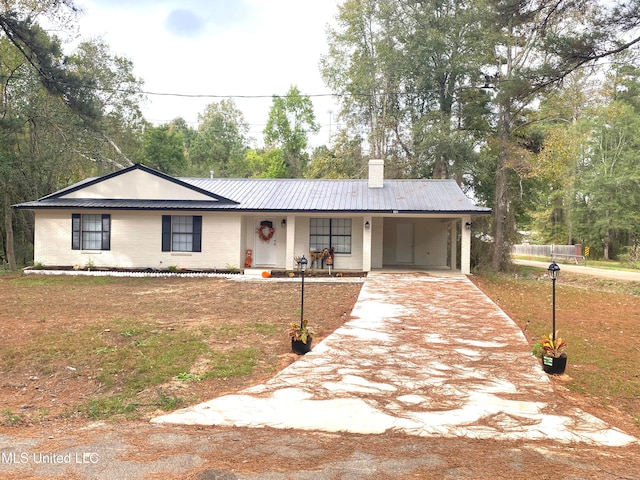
14, 160, 491, 274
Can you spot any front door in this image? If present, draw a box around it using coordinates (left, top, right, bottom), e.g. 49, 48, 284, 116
396, 223, 414, 264
254, 219, 278, 266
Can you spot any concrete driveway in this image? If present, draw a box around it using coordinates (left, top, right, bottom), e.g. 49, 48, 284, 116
153, 272, 635, 447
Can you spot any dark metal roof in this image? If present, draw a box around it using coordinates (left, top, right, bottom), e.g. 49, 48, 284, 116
13, 198, 235, 211
13, 164, 491, 215
182, 178, 490, 214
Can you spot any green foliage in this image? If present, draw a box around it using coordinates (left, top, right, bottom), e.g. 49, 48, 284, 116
0, 13, 101, 120
142, 123, 187, 175
245, 148, 290, 178
79, 396, 138, 419
0, 22, 144, 268
1, 408, 24, 426
154, 389, 185, 411
203, 348, 258, 379
307, 131, 364, 179
188, 99, 250, 177
176, 372, 202, 382
572, 99, 640, 259
288, 319, 315, 344
263, 85, 319, 177
249, 322, 281, 335
322, 0, 490, 173
11, 276, 62, 286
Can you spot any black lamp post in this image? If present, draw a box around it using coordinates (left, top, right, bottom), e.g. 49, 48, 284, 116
298, 255, 308, 330
547, 260, 561, 341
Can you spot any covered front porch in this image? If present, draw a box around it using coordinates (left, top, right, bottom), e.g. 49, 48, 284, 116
243, 213, 474, 275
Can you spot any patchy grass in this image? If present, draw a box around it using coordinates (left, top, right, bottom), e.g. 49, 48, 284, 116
471, 266, 640, 428
0, 274, 361, 424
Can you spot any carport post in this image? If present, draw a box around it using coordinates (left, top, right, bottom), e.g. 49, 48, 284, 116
461, 216, 472, 275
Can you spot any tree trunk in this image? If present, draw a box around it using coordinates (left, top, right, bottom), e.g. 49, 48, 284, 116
4, 192, 17, 271
492, 102, 512, 271
492, 157, 508, 271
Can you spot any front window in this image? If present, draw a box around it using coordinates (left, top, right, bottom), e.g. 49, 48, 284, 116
172, 216, 194, 252
309, 218, 351, 254
72, 214, 111, 250
162, 215, 202, 252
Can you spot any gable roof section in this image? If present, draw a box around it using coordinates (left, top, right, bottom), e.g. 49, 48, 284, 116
15, 164, 238, 210
14, 164, 491, 215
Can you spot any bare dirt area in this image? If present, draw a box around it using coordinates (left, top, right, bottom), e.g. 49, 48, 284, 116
0, 274, 362, 425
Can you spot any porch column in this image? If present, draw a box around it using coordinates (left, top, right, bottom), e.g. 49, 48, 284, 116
362, 215, 372, 272
461, 216, 471, 275
285, 215, 296, 271
450, 220, 457, 271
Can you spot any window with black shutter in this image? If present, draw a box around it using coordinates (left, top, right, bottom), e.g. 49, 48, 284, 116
161, 215, 202, 252
71, 214, 111, 250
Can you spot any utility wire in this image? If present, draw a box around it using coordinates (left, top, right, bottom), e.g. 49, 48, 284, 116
139, 91, 341, 99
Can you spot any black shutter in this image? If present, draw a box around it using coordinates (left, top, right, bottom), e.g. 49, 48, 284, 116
162, 215, 171, 251
193, 216, 202, 252
102, 214, 111, 250
72, 214, 81, 250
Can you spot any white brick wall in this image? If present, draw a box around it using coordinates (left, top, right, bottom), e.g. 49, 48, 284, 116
34, 210, 241, 270
33, 210, 459, 272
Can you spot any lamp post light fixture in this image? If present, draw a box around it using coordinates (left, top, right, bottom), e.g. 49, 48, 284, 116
298, 255, 308, 330
547, 260, 561, 341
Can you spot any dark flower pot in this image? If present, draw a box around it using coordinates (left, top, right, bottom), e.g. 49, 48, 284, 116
542, 354, 567, 375
291, 338, 312, 355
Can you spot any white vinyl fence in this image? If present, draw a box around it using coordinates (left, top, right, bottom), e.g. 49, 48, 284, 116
512, 244, 585, 263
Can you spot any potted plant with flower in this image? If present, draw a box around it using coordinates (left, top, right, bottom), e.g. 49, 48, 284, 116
532, 332, 567, 375
288, 319, 315, 355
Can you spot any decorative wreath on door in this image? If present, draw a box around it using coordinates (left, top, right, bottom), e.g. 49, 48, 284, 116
257, 220, 275, 243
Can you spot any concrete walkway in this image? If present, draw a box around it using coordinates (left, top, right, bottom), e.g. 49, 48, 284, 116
153, 273, 635, 447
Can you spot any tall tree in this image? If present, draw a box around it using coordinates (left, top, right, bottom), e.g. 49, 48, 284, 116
142, 124, 187, 176
480, 0, 640, 270
523, 71, 595, 245
572, 81, 640, 259
189, 99, 250, 177
306, 129, 365, 179
321, 0, 490, 177
65, 40, 145, 169
245, 149, 289, 178
321, 0, 400, 161
1, 1, 146, 268
169, 117, 197, 153
263, 85, 319, 177
0, 8, 100, 122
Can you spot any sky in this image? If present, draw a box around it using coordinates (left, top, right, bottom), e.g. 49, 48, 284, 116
74, 0, 342, 148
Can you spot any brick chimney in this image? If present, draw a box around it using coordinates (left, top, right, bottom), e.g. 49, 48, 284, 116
368, 159, 384, 188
